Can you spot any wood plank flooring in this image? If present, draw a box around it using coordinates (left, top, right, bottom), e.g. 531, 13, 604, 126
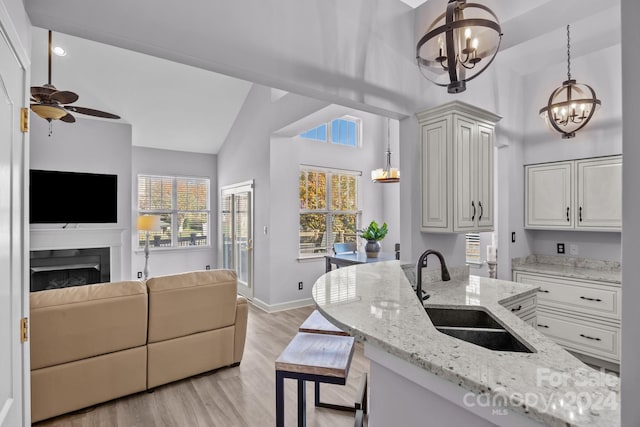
34, 304, 370, 427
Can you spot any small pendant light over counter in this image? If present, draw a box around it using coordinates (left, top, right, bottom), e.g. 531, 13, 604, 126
371, 118, 400, 183
539, 25, 601, 139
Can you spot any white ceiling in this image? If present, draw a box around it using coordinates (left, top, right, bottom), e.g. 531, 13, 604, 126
30, 27, 253, 154
26, 1, 620, 154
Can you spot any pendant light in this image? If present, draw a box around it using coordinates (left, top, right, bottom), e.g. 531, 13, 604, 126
371, 118, 400, 183
539, 25, 601, 139
416, 0, 502, 94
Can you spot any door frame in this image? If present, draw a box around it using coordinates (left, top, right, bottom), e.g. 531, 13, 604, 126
220, 180, 255, 299
0, 3, 30, 426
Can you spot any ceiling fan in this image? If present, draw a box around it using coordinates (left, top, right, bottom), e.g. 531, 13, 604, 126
30, 30, 120, 135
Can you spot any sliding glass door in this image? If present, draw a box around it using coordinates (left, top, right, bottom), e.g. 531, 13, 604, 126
221, 181, 254, 298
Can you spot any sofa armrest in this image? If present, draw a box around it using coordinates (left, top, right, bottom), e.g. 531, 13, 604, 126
233, 296, 248, 364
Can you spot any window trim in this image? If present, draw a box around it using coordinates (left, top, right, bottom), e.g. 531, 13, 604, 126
298, 166, 362, 259
137, 174, 211, 250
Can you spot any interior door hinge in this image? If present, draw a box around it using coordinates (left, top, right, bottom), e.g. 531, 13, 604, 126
20, 107, 29, 133
20, 317, 29, 343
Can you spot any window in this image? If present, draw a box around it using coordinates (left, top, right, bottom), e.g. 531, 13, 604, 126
299, 116, 360, 147
138, 174, 210, 249
299, 167, 360, 257
465, 233, 481, 264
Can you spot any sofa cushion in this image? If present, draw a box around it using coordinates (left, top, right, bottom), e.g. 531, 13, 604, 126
30, 281, 148, 370
146, 269, 238, 343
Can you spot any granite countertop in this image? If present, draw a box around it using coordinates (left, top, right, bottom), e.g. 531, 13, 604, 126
312, 261, 620, 427
511, 255, 621, 284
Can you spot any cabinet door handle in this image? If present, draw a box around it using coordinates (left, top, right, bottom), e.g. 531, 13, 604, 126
510, 305, 522, 312
478, 201, 483, 221
471, 201, 476, 221
580, 333, 601, 341
579, 206, 583, 222
538, 324, 549, 329
580, 296, 602, 302
538, 289, 550, 293
566, 207, 570, 222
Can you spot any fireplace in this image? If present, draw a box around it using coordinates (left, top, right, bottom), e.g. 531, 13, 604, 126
30, 247, 110, 292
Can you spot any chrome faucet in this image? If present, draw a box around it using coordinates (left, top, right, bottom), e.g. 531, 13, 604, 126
415, 249, 451, 302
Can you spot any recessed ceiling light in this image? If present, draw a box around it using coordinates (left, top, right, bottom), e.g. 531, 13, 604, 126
52, 46, 67, 57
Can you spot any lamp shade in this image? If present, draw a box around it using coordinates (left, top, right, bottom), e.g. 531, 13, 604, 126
137, 215, 161, 232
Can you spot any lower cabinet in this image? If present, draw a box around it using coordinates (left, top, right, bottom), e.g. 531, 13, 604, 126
501, 293, 537, 327
513, 271, 620, 365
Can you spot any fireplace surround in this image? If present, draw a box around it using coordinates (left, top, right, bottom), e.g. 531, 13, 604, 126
30, 247, 110, 292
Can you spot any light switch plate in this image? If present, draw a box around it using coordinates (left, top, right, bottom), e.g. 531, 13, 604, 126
569, 244, 578, 255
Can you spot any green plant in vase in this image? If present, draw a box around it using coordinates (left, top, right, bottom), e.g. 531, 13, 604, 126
359, 220, 388, 258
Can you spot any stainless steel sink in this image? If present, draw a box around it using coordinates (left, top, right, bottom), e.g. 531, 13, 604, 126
425, 307, 534, 353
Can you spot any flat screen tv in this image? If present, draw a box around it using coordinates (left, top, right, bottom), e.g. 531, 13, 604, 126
30, 169, 118, 224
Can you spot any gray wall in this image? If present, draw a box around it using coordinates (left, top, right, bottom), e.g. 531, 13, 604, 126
131, 146, 217, 278
621, 0, 639, 424
268, 110, 396, 306
30, 117, 133, 278
218, 85, 402, 307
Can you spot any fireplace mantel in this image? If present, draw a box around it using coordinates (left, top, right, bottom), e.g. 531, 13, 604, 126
30, 228, 125, 282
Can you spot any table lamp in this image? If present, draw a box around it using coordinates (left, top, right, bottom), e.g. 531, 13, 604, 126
137, 214, 161, 280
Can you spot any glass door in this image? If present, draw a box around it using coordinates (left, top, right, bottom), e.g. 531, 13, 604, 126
221, 181, 254, 298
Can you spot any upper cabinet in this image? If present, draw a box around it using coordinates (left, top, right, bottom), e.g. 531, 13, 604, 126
417, 101, 501, 233
525, 155, 622, 231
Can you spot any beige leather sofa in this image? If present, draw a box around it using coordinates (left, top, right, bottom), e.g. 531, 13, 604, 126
30, 270, 248, 423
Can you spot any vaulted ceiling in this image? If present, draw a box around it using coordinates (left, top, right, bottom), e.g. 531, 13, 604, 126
25, 0, 620, 154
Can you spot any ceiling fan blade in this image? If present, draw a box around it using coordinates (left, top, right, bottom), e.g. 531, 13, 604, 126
60, 113, 76, 123
65, 105, 120, 119
50, 90, 79, 105
31, 86, 56, 99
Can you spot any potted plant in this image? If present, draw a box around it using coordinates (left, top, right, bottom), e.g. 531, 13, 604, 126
359, 220, 388, 258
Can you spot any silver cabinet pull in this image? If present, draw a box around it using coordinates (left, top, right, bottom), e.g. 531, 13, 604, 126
580, 296, 602, 302
580, 333, 601, 341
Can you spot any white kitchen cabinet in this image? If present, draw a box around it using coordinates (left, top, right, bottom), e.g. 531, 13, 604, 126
418, 101, 501, 233
576, 156, 622, 230
513, 271, 620, 364
525, 155, 621, 231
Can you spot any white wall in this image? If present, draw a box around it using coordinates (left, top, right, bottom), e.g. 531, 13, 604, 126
621, 0, 640, 424
30, 117, 133, 279
268, 110, 396, 306
131, 146, 217, 278
217, 85, 329, 304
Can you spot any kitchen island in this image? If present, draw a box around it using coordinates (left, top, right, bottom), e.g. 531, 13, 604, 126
312, 261, 619, 427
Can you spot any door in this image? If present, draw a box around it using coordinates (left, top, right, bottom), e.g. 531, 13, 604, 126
576, 157, 622, 230
526, 162, 573, 229
0, 24, 27, 427
221, 181, 254, 298
453, 116, 476, 231
421, 118, 450, 231
476, 124, 494, 230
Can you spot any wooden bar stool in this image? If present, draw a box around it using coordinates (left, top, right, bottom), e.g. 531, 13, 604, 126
275, 332, 366, 427
298, 309, 350, 336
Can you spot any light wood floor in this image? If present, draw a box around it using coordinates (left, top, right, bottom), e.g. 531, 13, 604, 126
34, 304, 370, 427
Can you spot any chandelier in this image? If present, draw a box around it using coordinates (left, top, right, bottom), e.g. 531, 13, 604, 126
539, 25, 601, 139
371, 118, 400, 183
416, 0, 502, 94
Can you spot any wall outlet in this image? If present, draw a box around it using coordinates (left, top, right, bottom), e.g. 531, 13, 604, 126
511, 232, 516, 243
556, 243, 565, 254
137, 271, 143, 279
205, 265, 211, 270
298, 281, 303, 290
569, 244, 579, 256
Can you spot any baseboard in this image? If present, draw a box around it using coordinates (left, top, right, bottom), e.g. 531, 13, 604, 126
250, 297, 314, 313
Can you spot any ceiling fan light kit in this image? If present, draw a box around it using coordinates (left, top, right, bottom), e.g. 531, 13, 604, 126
30, 30, 121, 136
416, 0, 502, 94
539, 25, 601, 139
